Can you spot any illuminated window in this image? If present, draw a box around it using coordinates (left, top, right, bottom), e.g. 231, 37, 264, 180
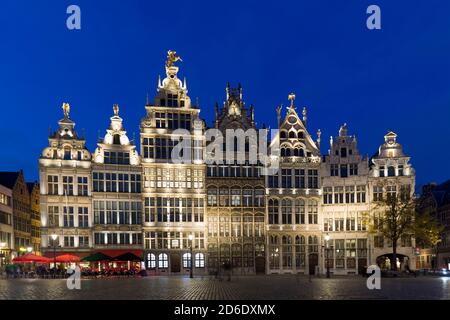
307, 200, 318, 224
63, 206, 74, 227
268, 199, 279, 224
182, 253, 192, 268
77, 176, 88, 196
78, 207, 89, 227
48, 206, 59, 227
307, 169, 318, 188
47, 175, 59, 195
147, 253, 156, 268
323, 187, 333, 204
195, 253, 205, 268
281, 199, 292, 224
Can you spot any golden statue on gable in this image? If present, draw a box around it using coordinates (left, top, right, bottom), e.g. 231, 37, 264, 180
62, 102, 70, 118
166, 50, 182, 68
113, 104, 120, 116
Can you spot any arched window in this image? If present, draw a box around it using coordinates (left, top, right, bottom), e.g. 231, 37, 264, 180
281, 199, 292, 224
308, 200, 318, 224
388, 166, 395, 177
299, 149, 305, 157
295, 199, 305, 224
289, 131, 296, 139
113, 134, 121, 145
268, 199, 279, 224
282, 235, 292, 268
281, 148, 286, 157
308, 236, 318, 253
63, 147, 71, 160
294, 148, 299, 157
269, 235, 280, 269
147, 253, 156, 269
158, 253, 168, 268
295, 236, 306, 268
280, 131, 287, 139
182, 253, 192, 268
232, 244, 242, 267
195, 253, 205, 268
298, 132, 304, 139
286, 148, 292, 157
220, 244, 230, 265
243, 244, 254, 267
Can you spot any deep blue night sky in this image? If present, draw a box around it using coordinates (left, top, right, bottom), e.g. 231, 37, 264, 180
1, 0, 449, 191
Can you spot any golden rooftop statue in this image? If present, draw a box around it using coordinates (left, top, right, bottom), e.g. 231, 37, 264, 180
288, 93, 296, 107
62, 102, 70, 118
166, 50, 182, 68
113, 103, 120, 116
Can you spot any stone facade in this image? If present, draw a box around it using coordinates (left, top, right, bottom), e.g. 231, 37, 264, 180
38, 53, 417, 274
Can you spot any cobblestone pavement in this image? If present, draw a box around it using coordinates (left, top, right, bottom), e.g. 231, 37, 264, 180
0, 275, 449, 300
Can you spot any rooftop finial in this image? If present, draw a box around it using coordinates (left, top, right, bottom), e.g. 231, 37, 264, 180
288, 93, 296, 107
166, 50, 182, 68
62, 102, 70, 118
302, 106, 307, 126
276, 104, 282, 129
113, 104, 119, 116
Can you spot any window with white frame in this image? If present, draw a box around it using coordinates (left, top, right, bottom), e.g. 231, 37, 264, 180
62, 176, 73, 196
48, 175, 59, 195
147, 253, 156, 268
77, 176, 88, 196
195, 253, 205, 268
182, 253, 192, 268
158, 253, 168, 268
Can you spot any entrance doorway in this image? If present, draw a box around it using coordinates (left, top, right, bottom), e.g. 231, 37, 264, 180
308, 254, 318, 275
170, 253, 181, 273
255, 257, 265, 274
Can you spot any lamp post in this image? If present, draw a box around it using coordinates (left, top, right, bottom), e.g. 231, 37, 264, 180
27, 247, 32, 254
51, 234, 58, 278
188, 234, 194, 279
325, 234, 331, 278
0, 242, 5, 270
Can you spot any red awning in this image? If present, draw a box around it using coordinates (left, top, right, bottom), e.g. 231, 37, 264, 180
55, 254, 81, 263
13, 254, 51, 263
43, 251, 90, 259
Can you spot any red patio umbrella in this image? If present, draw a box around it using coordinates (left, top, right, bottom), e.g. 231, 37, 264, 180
55, 254, 80, 263
13, 254, 51, 263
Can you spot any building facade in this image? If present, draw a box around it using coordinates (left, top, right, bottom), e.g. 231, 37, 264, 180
27, 182, 41, 255
266, 96, 322, 274
206, 84, 266, 275
92, 105, 143, 257
37, 52, 418, 274
0, 172, 32, 256
140, 59, 207, 275
416, 181, 450, 269
0, 184, 13, 265
39, 104, 92, 257
368, 131, 416, 271
320, 124, 370, 275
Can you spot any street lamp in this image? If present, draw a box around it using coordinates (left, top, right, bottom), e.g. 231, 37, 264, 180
51, 234, 58, 278
188, 234, 194, 279
325, 233, 331, 278
27, 247, 32, 254
0, 242, 5, 269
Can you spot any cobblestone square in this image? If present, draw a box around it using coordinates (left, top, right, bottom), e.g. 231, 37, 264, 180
0, 275, 449, 300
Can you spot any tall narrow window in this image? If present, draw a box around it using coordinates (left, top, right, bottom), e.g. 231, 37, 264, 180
281, 199, 292, 224
48, 175, 59, 195
268, 199, 279, 224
